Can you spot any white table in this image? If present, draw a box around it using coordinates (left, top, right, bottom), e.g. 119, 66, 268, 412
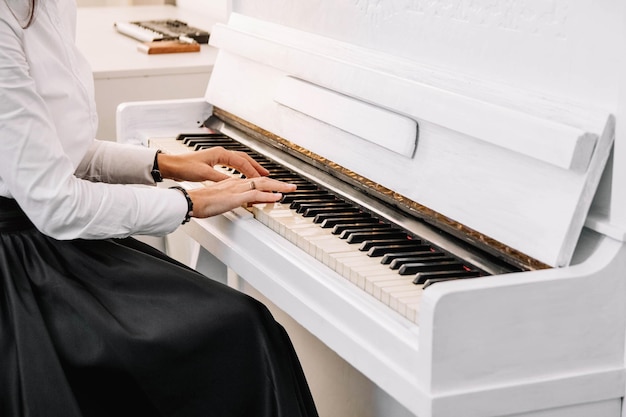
76, 5, 220, 140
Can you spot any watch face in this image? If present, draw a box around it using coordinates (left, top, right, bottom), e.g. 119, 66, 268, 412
151, 169, 163, 183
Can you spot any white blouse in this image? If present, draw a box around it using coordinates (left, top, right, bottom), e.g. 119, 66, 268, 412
0, 0, 187, 239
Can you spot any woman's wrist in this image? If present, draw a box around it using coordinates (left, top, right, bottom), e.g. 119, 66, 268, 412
155, 153, 181, 181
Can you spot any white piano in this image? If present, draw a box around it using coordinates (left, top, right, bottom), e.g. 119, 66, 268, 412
116, 1, 626, 416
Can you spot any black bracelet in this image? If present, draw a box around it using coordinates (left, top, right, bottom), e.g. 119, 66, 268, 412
170, 186, 193, 224
151, 150, 163, 183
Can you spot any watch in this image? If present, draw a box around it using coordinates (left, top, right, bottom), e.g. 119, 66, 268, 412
151, 150, 163, 183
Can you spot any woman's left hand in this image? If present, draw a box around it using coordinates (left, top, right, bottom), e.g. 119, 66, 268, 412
157, 146, 270, 182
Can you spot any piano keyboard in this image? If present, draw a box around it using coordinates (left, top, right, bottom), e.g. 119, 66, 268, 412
149, 133, 487, 323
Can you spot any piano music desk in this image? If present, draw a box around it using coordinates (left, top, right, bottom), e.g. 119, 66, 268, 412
75, 5, 221, 141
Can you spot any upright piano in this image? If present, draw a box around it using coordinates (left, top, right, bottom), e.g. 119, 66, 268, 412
116, 1, 626, 416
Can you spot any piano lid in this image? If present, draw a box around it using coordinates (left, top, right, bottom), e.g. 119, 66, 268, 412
204, 0, 620, 268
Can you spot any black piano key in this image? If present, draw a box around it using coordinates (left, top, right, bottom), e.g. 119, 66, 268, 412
184, 137, 232, 145
360, 239, 420, 252
413, 270, 482, 285
263, 167, 294, 173
267, 170, 298, 175
183, 139, 225, 148
380, 250, 441, 264
280, 192, 335, 204
286, 183, 318, 190
367, 243, 428, 257
296, 202, 351, 214
344, 230, 407, 243
389, 255, 453, 270
290, 198, 338, 210
271, 175, 311, 182
250, 154, 270, 161
280, 177, 313, 182
176, 133, 228, 141
398, 261, 466, 276
319, 216, 379, 229
264, 168, 294, 174
304, 206, 361, 218
195, 143, 248, 150
313, 211, 371, 224
193, 142, 247, 151
285, 189, 331, 194
332, 222, 392, 235
185, 137, 234, 143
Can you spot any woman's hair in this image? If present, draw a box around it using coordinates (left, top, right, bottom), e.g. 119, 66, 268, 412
6, 0, 37, 28
28, 0, 36, 26
24, 0, 36, 27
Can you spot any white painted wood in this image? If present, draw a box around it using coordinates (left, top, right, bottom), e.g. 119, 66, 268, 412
115, 0, 626, 415
116, 98, 211, 145
182, 208, 428, 416
612, 4, 626, 232
507, 399, 620, 417
588, 4, 626, 243
205, 45, 612, 267
232, 0, 621, 120
121, 171, 626, 417
418, 230, 626, 417
274, 76, 418, 158
209, 19, 602, 172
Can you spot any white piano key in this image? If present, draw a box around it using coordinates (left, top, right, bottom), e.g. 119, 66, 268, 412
327, 251, 364, 275
381, 284, 424, 307
366, 276, 412, 300
389, 290, 423, 314
255, 199, 426, 322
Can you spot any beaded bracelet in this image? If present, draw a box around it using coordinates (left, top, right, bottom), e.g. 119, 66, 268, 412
169, 186, 193, 224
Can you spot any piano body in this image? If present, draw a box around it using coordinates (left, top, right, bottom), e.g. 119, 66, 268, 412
116, 0, 626, 416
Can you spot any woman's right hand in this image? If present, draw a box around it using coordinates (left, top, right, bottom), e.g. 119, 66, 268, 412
187, 177, 297, 218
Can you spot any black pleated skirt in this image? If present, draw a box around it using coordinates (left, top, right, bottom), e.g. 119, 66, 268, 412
0, 197, 318, 417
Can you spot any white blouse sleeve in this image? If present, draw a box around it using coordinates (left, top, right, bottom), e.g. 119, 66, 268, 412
75, 140, 157, 185
0, 8, 187, 240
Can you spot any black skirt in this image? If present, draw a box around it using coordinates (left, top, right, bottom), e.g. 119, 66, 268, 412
0, 197, 318, 417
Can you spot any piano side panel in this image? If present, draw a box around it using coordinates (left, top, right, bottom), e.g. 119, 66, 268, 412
116, 98, 212, 145
417, 231, 626, 417
607, 12, 626, 234
587, 1, 626, 241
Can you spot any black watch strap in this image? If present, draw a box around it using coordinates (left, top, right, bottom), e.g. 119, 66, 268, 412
151, 150, 163, 183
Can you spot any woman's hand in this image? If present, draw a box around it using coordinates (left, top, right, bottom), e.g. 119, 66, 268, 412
158, 147, 270, 182
187, 177, 297, 218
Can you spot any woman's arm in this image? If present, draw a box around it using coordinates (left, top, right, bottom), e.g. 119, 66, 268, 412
75, 140, 156, 185
0, 9, 184, 240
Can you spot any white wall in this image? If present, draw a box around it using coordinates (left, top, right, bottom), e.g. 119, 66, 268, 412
176, 0, 230, 22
